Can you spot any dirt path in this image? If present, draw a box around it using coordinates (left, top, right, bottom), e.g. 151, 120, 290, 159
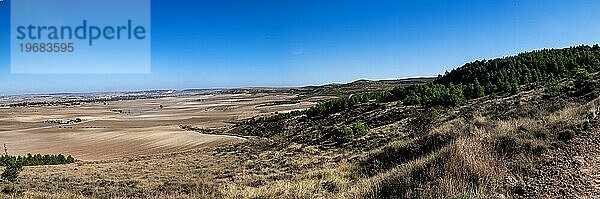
520, 123, 600, 198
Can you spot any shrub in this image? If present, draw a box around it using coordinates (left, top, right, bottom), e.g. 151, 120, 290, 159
546, 78, 563, 94
376, 91, 394, 103
490, 93, 498, 99
1, 184, 19, 195
532, 143, 548, 155
336, 125, 355, 143
396, 101, 403, 107
406, 109, 439, 136
405, 94, 422, 105
321, 181, 339, 193
551, 140, 566, 148
510, 82, 521, 94
494, 134, 531, 154
575, 67, 592, 83
533, 128, 549, 140
334, 121, 370, 144
557, 129, 575, 142
352, 121, 370, 137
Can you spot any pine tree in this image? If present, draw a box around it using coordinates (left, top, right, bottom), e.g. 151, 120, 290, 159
510, 82, 521, 94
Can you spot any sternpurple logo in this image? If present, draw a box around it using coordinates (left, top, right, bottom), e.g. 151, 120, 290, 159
10, 0, 151, 74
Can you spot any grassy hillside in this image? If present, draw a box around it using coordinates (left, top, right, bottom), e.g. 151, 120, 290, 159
226, 45, 600, 198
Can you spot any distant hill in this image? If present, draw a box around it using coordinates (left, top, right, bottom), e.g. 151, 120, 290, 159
220, 77, 435, 97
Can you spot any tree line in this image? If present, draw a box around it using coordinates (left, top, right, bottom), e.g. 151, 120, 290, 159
240, 110, 305, 125
308, 45, 600, 116
238, 45, 600, 121
306, 91, 393, 117
2, 95, 162, 108
0, 153, 75, 167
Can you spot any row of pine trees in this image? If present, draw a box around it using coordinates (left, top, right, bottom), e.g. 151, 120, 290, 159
0, 153, 75, 167
306, 45, 599, 117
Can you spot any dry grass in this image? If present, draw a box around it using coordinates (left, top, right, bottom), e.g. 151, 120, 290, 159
223, 164, 354, 199
2, 89, 598, 198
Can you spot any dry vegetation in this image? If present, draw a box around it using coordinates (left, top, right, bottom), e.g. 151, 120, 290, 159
0, 77, 597, 198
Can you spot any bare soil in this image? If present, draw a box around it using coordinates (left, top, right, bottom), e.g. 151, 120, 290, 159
0, 93, 316, 161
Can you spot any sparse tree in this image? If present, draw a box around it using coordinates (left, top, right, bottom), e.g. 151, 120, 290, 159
510, 82, 521, 95
352, 121, 370, 137
1, 158, 22, 183
336, 125, 354, 143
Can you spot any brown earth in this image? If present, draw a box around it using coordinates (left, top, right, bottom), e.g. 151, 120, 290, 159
0, 93, 316, 161
519, 125, 600, 198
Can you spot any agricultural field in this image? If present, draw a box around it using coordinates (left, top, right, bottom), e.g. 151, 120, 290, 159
0, 93, 317, 161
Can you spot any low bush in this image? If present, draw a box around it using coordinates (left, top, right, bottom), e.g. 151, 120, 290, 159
352, 121, 370, 137
407, 109, 440, 136
531, 143, 549, 155
533, 128, 549, 140
335, 121, 371, 143
557, 129, 575, 142
336, 125, 355, 143
494, 134, 532, 155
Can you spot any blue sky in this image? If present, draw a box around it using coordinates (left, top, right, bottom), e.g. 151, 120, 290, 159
1, 0, 600, 95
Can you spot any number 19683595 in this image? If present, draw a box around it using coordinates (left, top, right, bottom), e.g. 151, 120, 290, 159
19, 43, 74, 53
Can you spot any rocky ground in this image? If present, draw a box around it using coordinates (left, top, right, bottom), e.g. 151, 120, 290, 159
520, 122, 600, 198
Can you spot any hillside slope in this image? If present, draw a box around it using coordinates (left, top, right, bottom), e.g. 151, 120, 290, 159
225, 45, 600, 198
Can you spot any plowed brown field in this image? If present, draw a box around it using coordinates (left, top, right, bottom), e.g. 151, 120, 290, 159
0, 94, 315, 160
